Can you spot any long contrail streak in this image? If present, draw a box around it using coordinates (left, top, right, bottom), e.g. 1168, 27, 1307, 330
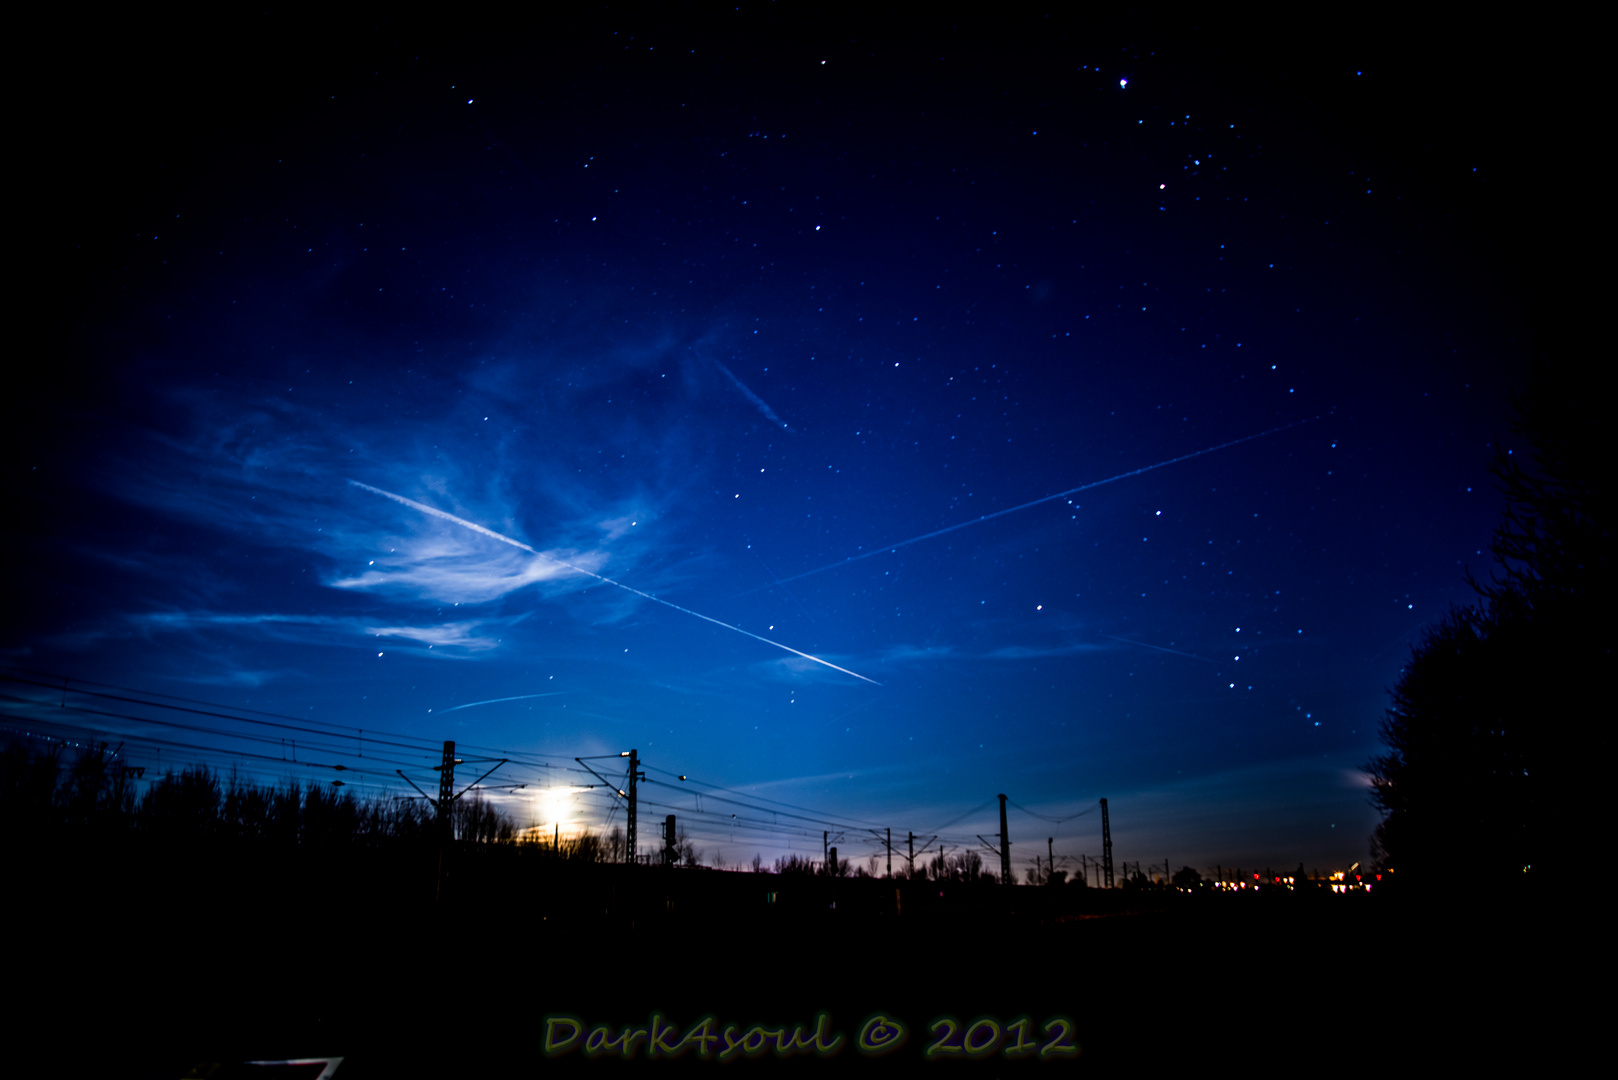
438, 692, 569, 713
348, 481, 879, 685
741, 417, 1318, 594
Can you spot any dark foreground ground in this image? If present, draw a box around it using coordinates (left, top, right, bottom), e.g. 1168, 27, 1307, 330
17, 852, 1579, 1076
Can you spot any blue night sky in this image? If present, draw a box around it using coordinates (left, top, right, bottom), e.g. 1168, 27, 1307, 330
10, 12, 1560, 879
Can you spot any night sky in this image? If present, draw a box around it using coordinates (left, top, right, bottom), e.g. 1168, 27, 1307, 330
9, 12, 1576, 879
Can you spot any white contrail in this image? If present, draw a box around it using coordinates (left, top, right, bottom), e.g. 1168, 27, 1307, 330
437, 692, 569, 713
713, 360, 792, 431
739, 416, 1319, 594
348, 480, 879, 685
349, 481, 541, 554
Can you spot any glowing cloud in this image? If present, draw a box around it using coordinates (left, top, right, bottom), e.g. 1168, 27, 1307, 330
349, 481, 880, 685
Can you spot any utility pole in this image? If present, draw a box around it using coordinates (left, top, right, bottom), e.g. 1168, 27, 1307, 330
1048, 837, 1055, 884
998, 794, 1011, 886
824, 830, 829, 870
395, 741, 505, 907
436, 740, 456, 837
1100, 797, 1114, 888
664, 815, 678, 866
869, 827, 896, 878
908, 832, 915, 877
623, 749, 642, 864
435, 740, 459, 904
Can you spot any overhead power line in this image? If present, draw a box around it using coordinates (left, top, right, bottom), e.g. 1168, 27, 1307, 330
1005, 797, 1098, 824
3, 668, 1101, 863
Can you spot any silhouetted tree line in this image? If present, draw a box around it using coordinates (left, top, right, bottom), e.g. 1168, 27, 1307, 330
0, 740, 520, 849
1368, 361, 1608, 885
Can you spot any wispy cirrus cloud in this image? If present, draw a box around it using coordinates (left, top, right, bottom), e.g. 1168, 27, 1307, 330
370, 621, 503, 653
174, 667, 297, 689
100, 376, 664, 594
878, 643, 957, 665
869, 638, 1112, 665
328, 531, 601, 606
129, 610, 507, 657
982, 641, 1112, 660
349, 480, 881, 685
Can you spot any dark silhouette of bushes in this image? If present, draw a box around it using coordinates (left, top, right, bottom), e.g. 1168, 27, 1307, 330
140, 764, 224, 841
1, 739, 141, 834
0, 741, 67, 829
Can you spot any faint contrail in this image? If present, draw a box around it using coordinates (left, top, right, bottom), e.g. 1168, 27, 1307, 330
348, 480, 879, 685
437, 692, 569, 713
1097, 634, 1213, 662
738, 417, 1318, 594
713, 359, 792, 431
748, 543, 816, 625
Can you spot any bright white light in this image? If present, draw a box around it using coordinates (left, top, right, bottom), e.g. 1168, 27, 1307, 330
1119, 78, 1128, 88
536, 787, 571, 826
